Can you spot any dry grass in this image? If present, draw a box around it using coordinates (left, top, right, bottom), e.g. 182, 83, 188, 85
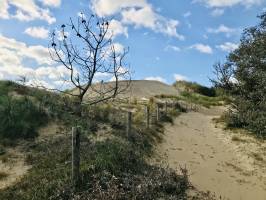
0, 172, 8, 180
251, 152, 264, 162
231, 135, 247, 143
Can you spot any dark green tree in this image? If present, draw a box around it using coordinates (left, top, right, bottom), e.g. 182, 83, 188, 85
215, 13, 266, 137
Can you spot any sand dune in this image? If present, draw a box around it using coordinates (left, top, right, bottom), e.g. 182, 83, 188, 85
84, 80, 179, 101
156, 107, 266, 200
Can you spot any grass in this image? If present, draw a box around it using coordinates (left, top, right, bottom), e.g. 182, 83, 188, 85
180, 91, 224, 108
251, 152, 264, 162
173, 80, 216, 97
156, 92, 225, 108
231, 135, 247, 143
0, 134, 190, 200
0, 172, 8, 181
0, 88, 192, 199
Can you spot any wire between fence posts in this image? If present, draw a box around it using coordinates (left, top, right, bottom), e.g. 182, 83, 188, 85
72, 126, 80, 189
127, 111, 132, 139
146, 105, 150, 128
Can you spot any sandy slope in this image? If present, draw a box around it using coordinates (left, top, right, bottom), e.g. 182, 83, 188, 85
156, 107, 266, 200
0, 148, 30, 190
83, 80, 179, 100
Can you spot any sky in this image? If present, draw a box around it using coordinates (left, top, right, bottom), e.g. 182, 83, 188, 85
0, 0, 266, 88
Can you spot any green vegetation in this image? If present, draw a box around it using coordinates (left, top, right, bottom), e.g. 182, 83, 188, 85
211, 13, 266, 138
0, 81, 194, 199
179, 91, 224, 108
174, 80, 216, 97
0, 81, 48, 141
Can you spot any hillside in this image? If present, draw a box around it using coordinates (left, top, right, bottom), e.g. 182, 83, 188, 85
83, 80, 179, 101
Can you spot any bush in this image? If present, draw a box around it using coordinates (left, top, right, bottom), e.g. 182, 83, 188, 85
0, 96, 48, 140
174, 81, 216, 97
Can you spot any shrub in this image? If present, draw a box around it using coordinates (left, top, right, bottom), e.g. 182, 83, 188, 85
174, 81, 216, 97
0, 96, 48, 140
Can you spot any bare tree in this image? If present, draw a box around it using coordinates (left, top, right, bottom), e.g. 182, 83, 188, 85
209, 61, 234, 91
49, 13, 131, 117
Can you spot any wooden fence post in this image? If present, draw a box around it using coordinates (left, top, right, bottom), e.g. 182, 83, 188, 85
165, 102, 168, 114
127, 111, 132, 139
156, 104, 160, 122
72, 127, 80, 188
146, 105, 150, 128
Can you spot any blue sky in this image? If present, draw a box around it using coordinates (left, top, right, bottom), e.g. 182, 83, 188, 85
0, 0, 266, 88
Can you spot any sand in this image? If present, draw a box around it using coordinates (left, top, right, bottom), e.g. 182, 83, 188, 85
156, 107, 266, 200
0, 148, 30, 190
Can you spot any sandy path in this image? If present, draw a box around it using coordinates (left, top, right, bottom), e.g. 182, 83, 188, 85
156, 107, 266, 200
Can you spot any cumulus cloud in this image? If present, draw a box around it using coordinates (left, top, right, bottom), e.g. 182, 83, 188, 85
0, 0, 56, 24
91, 0, 148, 17
145, 76, 167, 83
0, 34, 70, 88
0, 0, 9, 19
91, 0, 184, 40
24, 26, 49, 39
190, 43, 213, 54
207, 24, 237, 37
39, 0, 61, 7
216, 42, 238, 52
195, 0, 264, 8
0, 35, 52, 65
164, 45, 181, 52
173, 74, 188, 81
211, 8, 224, 16
107, 19, 128, 38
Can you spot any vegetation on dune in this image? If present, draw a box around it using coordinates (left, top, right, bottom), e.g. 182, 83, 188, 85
173, 80, 216, 97
211, 12, 266, 138
0, 81, 48, 141
0, 96, 193, 200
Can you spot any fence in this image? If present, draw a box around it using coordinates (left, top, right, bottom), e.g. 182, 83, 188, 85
71, 99, 197, 188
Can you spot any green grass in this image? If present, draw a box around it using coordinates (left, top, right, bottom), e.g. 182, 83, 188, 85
179, 91, 224, 108
0, 133, 189, 200
157, 92, 225, 108
0, 96, 48, 141
174, 80, 217, 97
0, 81, 193, 199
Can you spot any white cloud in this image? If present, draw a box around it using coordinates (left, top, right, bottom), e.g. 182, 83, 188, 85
211, 8, 224, 16
0, 72, 4, 80
164, 45, 181, 52
91, 0, 184, 40
39, 0, 61, 7
183, 11, 192, 18
24, 26, 49, 39
207, 24, 237, 37
207, 24, 235, 33
216, 42, 238, 52
0, 35, 52, 65
190, 43, 213, 54
107, 19, 128, 38
121, 6, 184, 40
0, 0, 56, 24
196, 0, 264, 8
0, 34, 65, 88
0, 0, 9, 19
112, 43, 125, 54
173, 74, 188, 81
145, 76, 167, 83
91, 0, 148, 17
